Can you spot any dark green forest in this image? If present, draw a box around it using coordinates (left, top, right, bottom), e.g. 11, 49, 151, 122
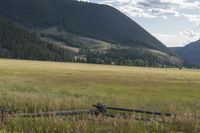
0, 19, 184, 67
0, 19, 74, 61
83, 48, 178, 67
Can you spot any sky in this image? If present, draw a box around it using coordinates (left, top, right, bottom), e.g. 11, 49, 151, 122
81, 0, 200, 47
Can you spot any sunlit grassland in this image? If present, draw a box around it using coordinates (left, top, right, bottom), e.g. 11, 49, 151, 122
0, 58, 200, 132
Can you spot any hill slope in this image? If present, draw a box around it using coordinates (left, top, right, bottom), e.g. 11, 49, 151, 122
0, 19, 74, 61
0, 0, 184, 66
174, 40, 200, 65
0, 0, 170, 54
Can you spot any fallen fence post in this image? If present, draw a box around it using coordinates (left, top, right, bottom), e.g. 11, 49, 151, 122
18, 109, 99, 117
93, 103, 175, 117
0, 103, 180, 124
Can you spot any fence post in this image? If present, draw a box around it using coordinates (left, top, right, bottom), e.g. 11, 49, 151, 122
94, 103, 107, 115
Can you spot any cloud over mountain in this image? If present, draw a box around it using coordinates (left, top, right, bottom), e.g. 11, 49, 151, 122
90, 0, 200, 25
88, 0, 200, 46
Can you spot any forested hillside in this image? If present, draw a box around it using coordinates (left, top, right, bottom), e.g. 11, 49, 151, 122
0, 0, 170, 53
0, 19, 74, 61
0, 0, 185, 67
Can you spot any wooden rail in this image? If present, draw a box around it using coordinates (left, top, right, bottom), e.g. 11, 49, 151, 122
0, 103, 178, 123
18, 109, 99, 117
93, 103, 175, 116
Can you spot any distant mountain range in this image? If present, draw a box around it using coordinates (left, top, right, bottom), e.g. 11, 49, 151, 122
0, 0, 183, 67
171, 39, 200, 66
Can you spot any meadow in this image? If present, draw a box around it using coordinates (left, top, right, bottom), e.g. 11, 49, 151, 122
0, 59, 200, 132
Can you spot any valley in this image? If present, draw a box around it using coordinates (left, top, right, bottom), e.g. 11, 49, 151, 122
0, 59, 199, 132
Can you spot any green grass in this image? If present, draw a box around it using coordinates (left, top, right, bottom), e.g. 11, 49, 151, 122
0, 58, 200, 132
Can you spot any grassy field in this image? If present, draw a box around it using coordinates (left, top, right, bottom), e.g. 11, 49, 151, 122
0, 59, 200, 132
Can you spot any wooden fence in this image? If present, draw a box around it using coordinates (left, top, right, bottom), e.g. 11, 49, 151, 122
0, 103, 178, 123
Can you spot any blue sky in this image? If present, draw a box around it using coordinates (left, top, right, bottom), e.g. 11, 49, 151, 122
82, 0, 200, 47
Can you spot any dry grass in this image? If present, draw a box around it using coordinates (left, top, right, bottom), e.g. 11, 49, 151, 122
0, 58, 200, 132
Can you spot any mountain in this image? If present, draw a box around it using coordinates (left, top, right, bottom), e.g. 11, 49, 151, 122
169, 47, 182, 52
0, 0, 183, 67
0, 19, 74, 61
174, 40, 200, 66
0, 0, 170, 52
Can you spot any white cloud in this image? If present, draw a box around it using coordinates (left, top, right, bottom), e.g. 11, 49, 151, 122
134, 0, 200, 9
182, 14, 200, 27
148, 8, 181, 17
118, 5, 157, 18
180, 30, 200, 43
89, 0, 200, 26
153, 30, 200, 47
78, 0, 90, 2
153, 33, 187, 47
